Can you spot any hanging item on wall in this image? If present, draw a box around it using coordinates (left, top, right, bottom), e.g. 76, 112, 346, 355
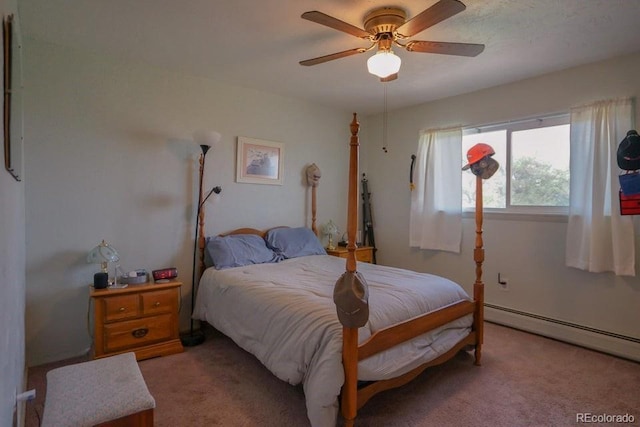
616, 130, 640, 171
409, 154, 416, 191
361, 174, 377, 264
617, 130, 640, 215
619, 171, 640, 196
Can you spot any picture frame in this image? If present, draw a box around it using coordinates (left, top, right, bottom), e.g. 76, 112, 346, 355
236, 137, 284, 185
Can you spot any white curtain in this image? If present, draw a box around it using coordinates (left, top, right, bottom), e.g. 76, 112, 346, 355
566, 98, 635, 276
409, 128, 462, 253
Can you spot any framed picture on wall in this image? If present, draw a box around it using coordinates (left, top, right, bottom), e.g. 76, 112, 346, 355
236, 137, 284, 185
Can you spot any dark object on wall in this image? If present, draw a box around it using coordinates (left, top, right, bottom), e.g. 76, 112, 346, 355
3, 13, 21, 182
617, 130, 640, 171
409, 154, 416, 191
361, 174, 377, 264
93, 272, 108, 289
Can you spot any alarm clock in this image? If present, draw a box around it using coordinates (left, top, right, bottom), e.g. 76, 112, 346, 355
152, 267, 178, 282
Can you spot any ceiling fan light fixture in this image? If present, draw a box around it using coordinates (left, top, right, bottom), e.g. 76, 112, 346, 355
367, 50, 401, 78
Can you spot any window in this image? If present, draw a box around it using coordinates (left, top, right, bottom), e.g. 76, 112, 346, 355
462, 114, 570, 214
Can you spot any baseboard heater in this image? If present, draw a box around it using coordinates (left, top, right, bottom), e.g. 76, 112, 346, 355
484, 303, 640, 362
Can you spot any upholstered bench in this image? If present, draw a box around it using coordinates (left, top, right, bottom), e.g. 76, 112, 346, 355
42, 352, 155, 427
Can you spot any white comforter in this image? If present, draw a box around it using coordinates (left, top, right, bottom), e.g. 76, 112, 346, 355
193, 255, 472, 427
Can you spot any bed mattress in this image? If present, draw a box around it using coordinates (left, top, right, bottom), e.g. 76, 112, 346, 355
193, 254, 472, 427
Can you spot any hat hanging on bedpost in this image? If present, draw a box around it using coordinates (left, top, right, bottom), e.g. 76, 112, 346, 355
462, 143, 499, 180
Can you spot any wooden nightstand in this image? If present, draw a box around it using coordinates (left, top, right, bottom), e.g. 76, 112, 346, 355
326, 246, 375, 263
90, 281, 184, 361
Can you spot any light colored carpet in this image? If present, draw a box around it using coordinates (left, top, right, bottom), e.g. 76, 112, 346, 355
26, 322, 640, 426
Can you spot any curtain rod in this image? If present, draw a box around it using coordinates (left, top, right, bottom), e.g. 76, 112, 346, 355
464, 111, 569, 132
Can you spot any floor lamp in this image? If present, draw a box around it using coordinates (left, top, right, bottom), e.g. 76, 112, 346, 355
181, 132, 221, 347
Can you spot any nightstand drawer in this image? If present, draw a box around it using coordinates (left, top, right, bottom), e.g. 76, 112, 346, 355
141, 289, 176, 315
103, 314, 173, 353
103, 294, 140, 322
355, 250, 373, 263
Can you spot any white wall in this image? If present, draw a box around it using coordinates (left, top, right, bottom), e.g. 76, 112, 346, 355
363, 52, 640, 358
0, 0, 26, 424
23, 38, 356, 366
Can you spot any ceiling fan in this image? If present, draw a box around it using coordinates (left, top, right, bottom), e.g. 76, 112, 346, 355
299, 0, 485, 82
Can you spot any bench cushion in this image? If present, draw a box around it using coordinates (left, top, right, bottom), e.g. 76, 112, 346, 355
42, 352, 155, 427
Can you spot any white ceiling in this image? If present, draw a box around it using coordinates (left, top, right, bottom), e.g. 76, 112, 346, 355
18, 0, 640, 115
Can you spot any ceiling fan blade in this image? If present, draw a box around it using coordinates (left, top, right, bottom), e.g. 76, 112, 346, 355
380, 73, 398, 82
396, 0, 466, 38
406, 41, 485, 57
302, 11, 371, 39
299, 48, 368, 66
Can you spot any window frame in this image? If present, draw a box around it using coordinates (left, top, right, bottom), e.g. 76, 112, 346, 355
462, 113, 570, 216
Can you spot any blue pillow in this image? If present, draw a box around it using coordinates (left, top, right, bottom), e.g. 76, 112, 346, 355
265, 227, 327, 259
205, 234, 281, 270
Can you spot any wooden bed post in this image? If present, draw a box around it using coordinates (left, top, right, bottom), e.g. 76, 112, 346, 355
311, 184, 318, 236
306, 163, 321, 236
341, 113, 360, 427
473, 175, 485, 366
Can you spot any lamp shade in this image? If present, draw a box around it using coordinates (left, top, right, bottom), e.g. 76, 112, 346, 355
367, 50, 401, 78
323, 220, 338, 237
87, 240, 120, 273
193, 130, 222, 148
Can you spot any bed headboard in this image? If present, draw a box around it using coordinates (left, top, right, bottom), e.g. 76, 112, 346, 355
219, 227, 267, 238
218, 226, 293, 239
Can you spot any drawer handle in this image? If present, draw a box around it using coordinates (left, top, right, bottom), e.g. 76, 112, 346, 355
132, 328, 149, 339
153, 301, 161, 307
119, 307, 125, 312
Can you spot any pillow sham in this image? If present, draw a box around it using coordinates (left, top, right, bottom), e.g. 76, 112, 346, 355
204, 234, 281, 270
265, 227, 326, 259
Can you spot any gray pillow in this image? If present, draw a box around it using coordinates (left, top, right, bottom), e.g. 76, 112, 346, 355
205, 234, 281, 270
265, 227, 326, 259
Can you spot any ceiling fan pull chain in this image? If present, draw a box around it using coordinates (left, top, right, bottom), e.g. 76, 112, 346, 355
382, 83, 388, 153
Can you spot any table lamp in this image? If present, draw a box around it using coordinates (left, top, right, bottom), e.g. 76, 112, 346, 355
323, 220, 338, 250
87, 240, 120, 289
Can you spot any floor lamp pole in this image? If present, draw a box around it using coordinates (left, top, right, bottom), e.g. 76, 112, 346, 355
181, 144, 210, 347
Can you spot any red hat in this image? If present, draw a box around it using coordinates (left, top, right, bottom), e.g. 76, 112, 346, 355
462, 143, 495, 170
